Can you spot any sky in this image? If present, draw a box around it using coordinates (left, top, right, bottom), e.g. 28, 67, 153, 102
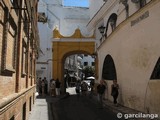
63, 0, 89, 7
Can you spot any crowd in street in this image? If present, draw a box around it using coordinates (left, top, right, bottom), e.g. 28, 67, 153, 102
37, 77, 48, 96
37, 77, 61, 97
37, 77, 119, 107
73, 79, 119, 108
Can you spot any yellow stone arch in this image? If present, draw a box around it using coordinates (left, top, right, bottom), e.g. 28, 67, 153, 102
52, 28, 97, 93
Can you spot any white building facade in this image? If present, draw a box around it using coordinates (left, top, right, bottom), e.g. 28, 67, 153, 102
37, 0, 94, 82
88, 0, 160, 115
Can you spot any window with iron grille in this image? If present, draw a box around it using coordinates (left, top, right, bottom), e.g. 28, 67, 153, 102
1, 7, 17, 75
21, 39, 27, 77
30, 53, 32, 77
10, 0, 19, 15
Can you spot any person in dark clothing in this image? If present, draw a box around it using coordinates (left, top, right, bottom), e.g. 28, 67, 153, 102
97, 80, 106, 108
75, 80, 81, 99
38, 77, 42, 95
41, 79, 45, 96
81, 81, 88, 97
89, 80, 95, 98
43, 77, 48, 95
90, 80, 95, 91
111, 80, 119, 106
55, 78, 61, 96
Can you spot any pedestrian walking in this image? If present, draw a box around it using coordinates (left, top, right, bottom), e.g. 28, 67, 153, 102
111, 80, 119, 106
43, 77, 48, 95
81, 81, 88, 97
97, 80, 106, 108
50, 79, 55, 96
38, 77, 42, 96
102, 80, 107, 100
89, 79, 95, 98
55, 78, 61, 96
75, 80, 81, 99
41, 79, 45, 97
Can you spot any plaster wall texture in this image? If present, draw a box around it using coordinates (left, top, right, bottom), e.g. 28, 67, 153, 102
39, 0, 90, 34
98, 2, 160, 114
89, 0, 104, 19
90, 0, 153, 47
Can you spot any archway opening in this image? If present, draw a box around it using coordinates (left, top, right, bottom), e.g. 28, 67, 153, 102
62, 53, 96, 95
52, 28, 95, 94
102, 55, 117, 80
104, 13, 117, 37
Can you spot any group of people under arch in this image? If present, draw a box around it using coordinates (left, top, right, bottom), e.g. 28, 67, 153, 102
37, 77, 61, 97
75, 79, 119, 108
37, 77, 119, 108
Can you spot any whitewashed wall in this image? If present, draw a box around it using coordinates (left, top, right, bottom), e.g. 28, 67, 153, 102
37, 0, 93, 82
97, 1, 160, 114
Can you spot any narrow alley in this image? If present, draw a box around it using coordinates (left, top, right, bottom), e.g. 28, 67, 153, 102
29, 87, 148, 120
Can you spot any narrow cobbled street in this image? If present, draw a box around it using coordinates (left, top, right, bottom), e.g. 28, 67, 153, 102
29, 87, 124, 120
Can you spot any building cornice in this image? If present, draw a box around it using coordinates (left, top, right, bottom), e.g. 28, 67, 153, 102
87, 0, 118, 31
97, 0, 156, 51
0, 86, 35, 114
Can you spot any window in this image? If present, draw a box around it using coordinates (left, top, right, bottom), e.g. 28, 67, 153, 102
23, 13, 29, 34
29, 96, 32, 111
1, 7, 17, 75
84, 62, 88, 66
92, 62, 95, 66
102, 55, 117, 80
0, 5, 4, 70
105, 13, 117, 37
30, 53, 32, 77
21, 39, 27, 77
10, 0, 19, 15
22, 103, 26, 120
109, 14, 117, 31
